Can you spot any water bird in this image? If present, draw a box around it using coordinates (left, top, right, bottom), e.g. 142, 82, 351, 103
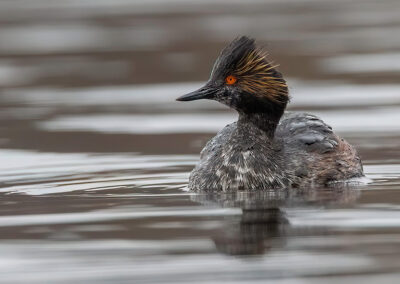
177, 36, 364, 191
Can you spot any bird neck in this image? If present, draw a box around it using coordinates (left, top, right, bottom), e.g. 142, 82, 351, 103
238, 112, 281, 139
234, 91, 287, 138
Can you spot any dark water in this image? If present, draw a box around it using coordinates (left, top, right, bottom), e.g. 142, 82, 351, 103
1, 0, 400, 283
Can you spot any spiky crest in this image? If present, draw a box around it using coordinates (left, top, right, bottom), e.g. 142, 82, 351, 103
232, 39, 288, 103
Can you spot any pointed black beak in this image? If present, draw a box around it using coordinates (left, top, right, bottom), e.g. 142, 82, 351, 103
176, 85, 216, 101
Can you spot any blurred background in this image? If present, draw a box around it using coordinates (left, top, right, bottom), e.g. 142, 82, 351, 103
1, 0, 400, 154
1, 0, 400, 283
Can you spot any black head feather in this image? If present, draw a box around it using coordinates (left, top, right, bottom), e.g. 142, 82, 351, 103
210, 36, 257, 79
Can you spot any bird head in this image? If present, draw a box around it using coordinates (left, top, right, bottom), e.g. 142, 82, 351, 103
177, 36, 289, 119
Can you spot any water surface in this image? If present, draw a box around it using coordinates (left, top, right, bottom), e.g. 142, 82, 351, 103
1, 1, 400, 283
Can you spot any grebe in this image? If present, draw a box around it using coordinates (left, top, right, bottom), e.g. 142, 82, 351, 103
177, 36, 363, 191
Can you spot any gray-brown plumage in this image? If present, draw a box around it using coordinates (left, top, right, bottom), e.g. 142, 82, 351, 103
177, 36, 364, 192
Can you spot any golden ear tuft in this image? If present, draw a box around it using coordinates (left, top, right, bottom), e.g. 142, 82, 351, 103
234, 47, 288, 102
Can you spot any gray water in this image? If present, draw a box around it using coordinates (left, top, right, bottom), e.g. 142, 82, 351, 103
1, 0, 400, 283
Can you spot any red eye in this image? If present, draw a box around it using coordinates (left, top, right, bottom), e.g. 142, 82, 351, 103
225, 75, 237, 85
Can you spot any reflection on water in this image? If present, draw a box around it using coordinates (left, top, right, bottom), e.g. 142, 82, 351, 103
214, 207, 289, 256
193, 189, 360, 256
1, 0, 400, 283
